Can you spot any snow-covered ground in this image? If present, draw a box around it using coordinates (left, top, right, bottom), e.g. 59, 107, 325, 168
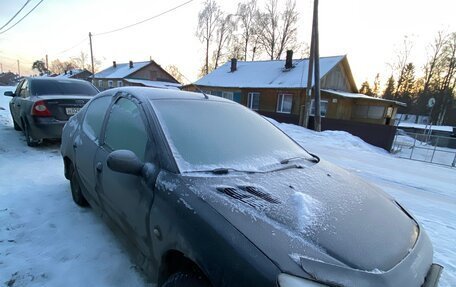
1, 86, 455, 286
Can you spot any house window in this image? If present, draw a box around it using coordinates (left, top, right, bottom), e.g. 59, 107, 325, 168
108, 80, 113, 88
277, 93, 293, 113
117, 80, 123, 87
98, 80, 103, 88
310, 100, 329, 117
222, 91, 234, 101
248, 92, 260, 110
353, 105, 385, 119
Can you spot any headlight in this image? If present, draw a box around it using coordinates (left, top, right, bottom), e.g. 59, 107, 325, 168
278, 274, 329, 287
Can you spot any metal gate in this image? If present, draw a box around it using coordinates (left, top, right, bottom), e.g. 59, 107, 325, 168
391, 130, 456, 168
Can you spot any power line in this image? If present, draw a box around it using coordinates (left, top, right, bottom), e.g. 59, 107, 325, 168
93, 0, 194, 36
0, 0, 45, 35
55, 37, 88, 56
0, 0, 31, 32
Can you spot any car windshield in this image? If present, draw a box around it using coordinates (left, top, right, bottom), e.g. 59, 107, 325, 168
30, 79, 98, 96
152, 99, 313, 173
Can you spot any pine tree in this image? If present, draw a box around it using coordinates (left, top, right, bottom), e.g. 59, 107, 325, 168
372, 73, 381, 97
359, 81, 373, 96
382, 76, 395, 100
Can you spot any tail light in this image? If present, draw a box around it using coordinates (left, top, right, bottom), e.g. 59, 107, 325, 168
32, 100, 52, 116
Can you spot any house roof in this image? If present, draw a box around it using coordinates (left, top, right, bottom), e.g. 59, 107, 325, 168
194, 55, 346, 89
124, 78, 182, 90
94, 61, 151, 79
55, 69, 86, 78
322, 89, 407, 107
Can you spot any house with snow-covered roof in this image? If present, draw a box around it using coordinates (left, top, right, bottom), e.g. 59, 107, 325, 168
55, 69, 92, 81
93, 60, 181, 91
186, 51, 406, 150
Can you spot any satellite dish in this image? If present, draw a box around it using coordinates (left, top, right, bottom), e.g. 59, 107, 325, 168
428, 97, 436, 108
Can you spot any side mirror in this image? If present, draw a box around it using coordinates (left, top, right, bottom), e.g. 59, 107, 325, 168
107, 150, 144, 175
4, 91, 14, 97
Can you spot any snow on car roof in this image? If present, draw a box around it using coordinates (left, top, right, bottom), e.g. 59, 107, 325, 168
123, 79, 182, 90
194, 56, 344, 88
94, 61, 151, 79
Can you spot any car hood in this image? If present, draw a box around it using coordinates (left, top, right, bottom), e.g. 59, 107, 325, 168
183, 160, 431, 285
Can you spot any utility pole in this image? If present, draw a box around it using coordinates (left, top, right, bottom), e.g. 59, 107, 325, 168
45, 54, 49, 70
301, 18, 316, 128
312, 0, 321, 132
17, 60, 20, 76
89, 32, 95, 80
0, 63, 3, 73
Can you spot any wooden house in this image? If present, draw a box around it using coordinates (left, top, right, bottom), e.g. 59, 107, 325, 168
186, 52, 405, 150
93, 60, 181, 91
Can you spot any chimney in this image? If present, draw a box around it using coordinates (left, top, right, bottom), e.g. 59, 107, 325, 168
113, 61, 117, 68
70, 70, 73, 75
230, 58, 237, 72
64, 70, 67, 75
129, 61, 133, 68
285, 50, 293, 69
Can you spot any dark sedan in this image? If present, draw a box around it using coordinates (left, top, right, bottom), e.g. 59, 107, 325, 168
60, 87, 442, 287
4, 77, 98, 146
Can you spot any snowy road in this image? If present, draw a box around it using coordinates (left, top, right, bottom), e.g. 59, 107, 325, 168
1, 87, 455, 286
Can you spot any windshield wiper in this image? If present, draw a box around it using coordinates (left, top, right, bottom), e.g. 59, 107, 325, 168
280, 154, 319, 164
184, 167, 256, 175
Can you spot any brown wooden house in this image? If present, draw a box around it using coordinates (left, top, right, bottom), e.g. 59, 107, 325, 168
93, 60, 181, 91
186, 53, 405, 150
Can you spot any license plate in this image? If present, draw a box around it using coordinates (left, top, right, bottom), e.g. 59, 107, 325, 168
65, 107, 81, 115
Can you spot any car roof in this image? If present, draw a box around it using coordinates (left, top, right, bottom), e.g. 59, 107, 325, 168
27, 77, 89, 84
103, 86, 234, 103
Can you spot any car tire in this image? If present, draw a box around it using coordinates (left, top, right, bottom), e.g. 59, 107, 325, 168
70, 167, 89, 207
23, 122, 41, 147
13, 120, 21, 131
162, 272, 211, 287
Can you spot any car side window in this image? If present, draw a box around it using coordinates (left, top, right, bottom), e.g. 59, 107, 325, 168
82, 96, 112, 141
19, 81, 29, 98
104, 97, 148, 161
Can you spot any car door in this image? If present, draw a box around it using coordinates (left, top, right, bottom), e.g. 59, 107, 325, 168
95, 95, 156, 256
74, 95, 113, 206
9, 80, 26, 124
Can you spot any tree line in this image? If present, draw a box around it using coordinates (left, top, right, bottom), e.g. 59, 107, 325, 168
196, 0, 303, 76
359, 33, 456, 126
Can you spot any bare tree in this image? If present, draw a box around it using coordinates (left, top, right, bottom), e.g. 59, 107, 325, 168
393, 36, 414, 98
275, 0, 299, 60
197, 0, 222, 75
255, 0, 299, 60
50, 59, 75, 74
71, 51, 89, 70
423, 31, 447, 92
237, 0, 258, 61
213, 14, 237, 68
255, 0, 279, 60
165, 65, 184, 83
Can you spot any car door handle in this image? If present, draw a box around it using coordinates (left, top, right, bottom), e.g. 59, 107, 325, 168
96, 162, 103, 172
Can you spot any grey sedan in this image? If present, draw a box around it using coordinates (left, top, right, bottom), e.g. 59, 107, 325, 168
4, 77, 98, 146
60, 87, 442, 287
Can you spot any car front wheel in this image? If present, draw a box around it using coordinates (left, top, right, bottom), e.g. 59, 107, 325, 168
162, 272, 211, 287
70, 167, 89, 207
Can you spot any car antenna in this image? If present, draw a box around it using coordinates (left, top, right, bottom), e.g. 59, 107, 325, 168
177, 70, 209, 99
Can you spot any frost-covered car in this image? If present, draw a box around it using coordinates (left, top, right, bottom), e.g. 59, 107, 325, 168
4, 77, 98, 146
60, 87, 442, 287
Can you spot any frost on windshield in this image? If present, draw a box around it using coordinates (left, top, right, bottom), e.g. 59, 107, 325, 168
152, 99, 313, 173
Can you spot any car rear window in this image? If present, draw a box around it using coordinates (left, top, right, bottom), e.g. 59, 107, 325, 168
30, 79, 98, 96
